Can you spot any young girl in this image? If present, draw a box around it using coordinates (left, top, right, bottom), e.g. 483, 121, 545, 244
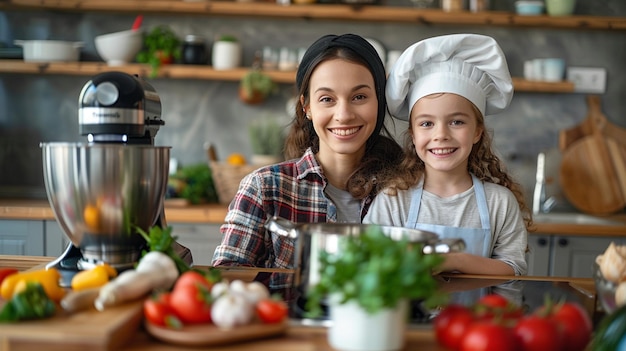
364, 34, 531, 276
212, 34, 403, 290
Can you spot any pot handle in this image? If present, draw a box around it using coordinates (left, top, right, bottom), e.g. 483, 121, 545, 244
422, 238, 466, 254
264, 216, 298, 239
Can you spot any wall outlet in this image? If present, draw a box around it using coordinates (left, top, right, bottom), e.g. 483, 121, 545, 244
566, 67, 607, 94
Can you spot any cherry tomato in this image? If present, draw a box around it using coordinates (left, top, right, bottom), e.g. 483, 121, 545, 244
256, 297, 288, 324
474, 293, 523, 323
513, 314, 563, 351
169, 271, 213, 324
549, 302, 592, 351
434, 304, 475, 350
143, 292, 181, 328
477, 294, 509, 309
460, 321, 518, 351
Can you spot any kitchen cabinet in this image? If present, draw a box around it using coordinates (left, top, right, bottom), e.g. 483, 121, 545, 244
0, 219, 44, 256
527, 233, 624, 278
0, 219, 68, 257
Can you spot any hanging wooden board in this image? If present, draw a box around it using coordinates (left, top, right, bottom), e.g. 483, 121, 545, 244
560, 96, 626, 215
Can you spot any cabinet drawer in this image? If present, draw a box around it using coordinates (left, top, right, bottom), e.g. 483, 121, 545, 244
0, 219, 45, 256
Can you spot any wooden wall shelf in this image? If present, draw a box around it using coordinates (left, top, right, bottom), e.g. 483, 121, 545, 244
0, 60, 575, 92
3, 0, 626, 31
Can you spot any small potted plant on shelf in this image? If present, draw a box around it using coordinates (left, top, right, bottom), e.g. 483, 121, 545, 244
136, 25, 181, 77
306, 226, 444, 351
248, 118, 285, 165
239, 69, 277, 105
212, 34, 242, 70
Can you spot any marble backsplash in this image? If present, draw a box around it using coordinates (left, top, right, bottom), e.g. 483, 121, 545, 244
1, 0, 625, 214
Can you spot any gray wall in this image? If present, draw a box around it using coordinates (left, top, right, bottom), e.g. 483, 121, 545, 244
1, 0, 625, 213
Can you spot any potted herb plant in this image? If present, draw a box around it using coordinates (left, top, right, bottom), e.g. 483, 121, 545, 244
212, 34, 241, 70
248, 118, 285, 165
136, 25, 181, 77
239, 70, 277, 104
306, 226, 444, 351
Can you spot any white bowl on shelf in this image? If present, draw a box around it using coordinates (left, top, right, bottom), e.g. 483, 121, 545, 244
95, 29, 143, 66
14, 40, 83, 62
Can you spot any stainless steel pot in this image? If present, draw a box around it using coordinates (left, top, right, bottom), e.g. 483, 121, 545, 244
264, 217, 465, 296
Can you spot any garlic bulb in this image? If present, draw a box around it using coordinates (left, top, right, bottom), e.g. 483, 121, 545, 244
598, 242, 626, 283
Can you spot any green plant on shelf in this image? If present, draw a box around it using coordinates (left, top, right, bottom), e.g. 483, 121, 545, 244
136, 25, 182, 77
248, 118, 285, 157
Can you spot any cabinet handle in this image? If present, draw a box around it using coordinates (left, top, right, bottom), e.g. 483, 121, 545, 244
537, 238, 548, 246
558, 238, 568, 247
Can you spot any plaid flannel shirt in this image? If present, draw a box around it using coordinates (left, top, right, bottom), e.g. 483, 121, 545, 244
211, 148, 372, 290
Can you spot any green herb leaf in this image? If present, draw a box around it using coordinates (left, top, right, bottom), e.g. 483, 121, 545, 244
305, 226, 445, 317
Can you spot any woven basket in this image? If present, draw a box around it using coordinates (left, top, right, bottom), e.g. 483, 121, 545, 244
209, 161, 258, 204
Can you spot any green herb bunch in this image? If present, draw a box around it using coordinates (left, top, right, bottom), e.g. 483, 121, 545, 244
248, 118, 285, 156
169, 163, 218, 204
306, 226, 444, 317
240, 70, 277, 102
136, 25, 181, 77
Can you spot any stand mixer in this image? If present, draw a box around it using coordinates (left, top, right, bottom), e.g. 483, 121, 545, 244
42, 71, 191, 286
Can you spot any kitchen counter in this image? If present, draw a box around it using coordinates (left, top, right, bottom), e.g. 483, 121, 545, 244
1, 199, 625, 236
0, 199, 229, 224
0, 255, 599, 351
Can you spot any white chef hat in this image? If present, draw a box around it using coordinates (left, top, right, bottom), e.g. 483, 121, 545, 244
386, 34, 513, 120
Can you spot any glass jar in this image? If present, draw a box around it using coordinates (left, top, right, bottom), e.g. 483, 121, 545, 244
182, 35, 207, 65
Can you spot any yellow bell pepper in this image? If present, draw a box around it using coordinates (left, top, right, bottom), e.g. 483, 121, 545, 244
0, 267, 65, 302
71, 263, 118, 291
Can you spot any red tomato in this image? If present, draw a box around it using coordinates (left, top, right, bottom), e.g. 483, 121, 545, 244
169, 271, 213, 324
474, 294, 523, 323
460, 321, 518, 351
513, 314, 563, 351
256, 298, 288, 324
143, 292, 181, 328
434, 304, 475, 350
477, 294, 509, 309
549, 302, 592, 351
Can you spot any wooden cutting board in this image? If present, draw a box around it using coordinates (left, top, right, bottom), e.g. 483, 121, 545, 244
0, 299, 143, 351
560, 96, 626, 215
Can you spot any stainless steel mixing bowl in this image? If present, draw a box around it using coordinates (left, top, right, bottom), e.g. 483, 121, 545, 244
41, 142, 170, 267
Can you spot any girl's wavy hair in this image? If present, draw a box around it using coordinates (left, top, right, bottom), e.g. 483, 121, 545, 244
284, 45, 402, 199
388, 97, 533, 230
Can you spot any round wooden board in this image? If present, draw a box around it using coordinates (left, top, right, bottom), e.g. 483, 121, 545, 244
145, 320, 288, 346
560, 134, 626, 215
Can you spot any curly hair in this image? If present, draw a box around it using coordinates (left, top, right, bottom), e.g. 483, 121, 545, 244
387, 98, 533, 231
284, 42, 403, 199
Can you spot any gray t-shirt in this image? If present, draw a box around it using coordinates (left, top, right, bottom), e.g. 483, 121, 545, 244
364, 182, 528, 275
325, 183, 361, 223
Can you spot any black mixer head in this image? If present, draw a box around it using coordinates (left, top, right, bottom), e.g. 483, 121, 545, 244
78, 71, 163, 144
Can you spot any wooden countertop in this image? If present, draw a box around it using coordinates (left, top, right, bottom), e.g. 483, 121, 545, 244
0, 199, 624, 236
0, 255, 599, 351
0, 199, 229, 224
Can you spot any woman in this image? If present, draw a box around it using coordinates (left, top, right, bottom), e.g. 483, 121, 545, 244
364, 34, 531, 276
212, 33, 403, 290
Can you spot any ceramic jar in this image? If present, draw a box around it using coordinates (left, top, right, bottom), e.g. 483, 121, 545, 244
212, 40, 241, 70
545, 0, 576, 16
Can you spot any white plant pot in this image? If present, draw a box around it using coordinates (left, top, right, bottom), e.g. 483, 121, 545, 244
212, 41, 241, 70
328, 298, 408, 351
